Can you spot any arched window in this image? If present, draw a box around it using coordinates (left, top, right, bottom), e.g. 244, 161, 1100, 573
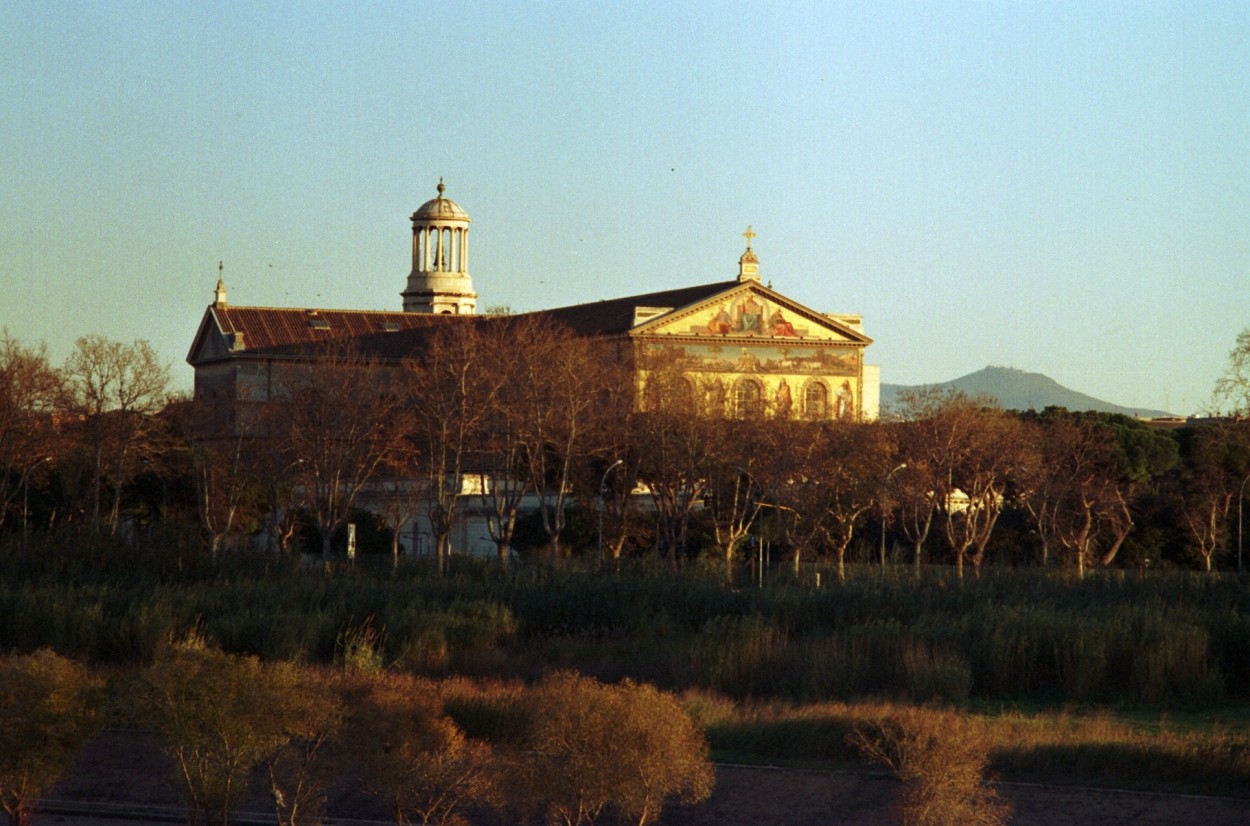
644, 376, 698, 413
804, 381, 828, 420
676, 378, 697, 412
735, 379, 763, 419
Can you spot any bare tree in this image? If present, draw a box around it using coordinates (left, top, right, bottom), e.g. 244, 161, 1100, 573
253, 448, 310, 554
405, 321, 498, 574
0, 331, 64, 531
179, 395, 263, 556
374, 444, 425, 571
509, 318, 609, 562
472, 323, 539, 568
764, 420, 833, 575
474, 410, 531, 568
268, 344, 411, 560
938, 406, 1028, 577
1021, 412, 1136, 577
809, 421, 891, 582
580, 358, 645, 567
888, 389, 972, 572
1182, 484, 1234, 573
63, 335, 171, 532
703, 416, 773, 580
1213, 326, 1250, 416
632, 355, 715, 564
1174, 421, 1250, 571
265, 670, 344, 826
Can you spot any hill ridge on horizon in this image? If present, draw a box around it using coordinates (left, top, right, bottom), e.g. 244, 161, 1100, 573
881, 365, 1176, 418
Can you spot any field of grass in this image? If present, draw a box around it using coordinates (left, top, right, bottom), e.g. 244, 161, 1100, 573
3, 532, 1249, 797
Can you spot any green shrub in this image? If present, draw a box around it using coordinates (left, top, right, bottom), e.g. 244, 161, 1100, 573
902, 642, 972, 706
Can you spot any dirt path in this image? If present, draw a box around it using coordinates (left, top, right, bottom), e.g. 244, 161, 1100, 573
668, 765, 1250, 826
38, 732, 1250, 826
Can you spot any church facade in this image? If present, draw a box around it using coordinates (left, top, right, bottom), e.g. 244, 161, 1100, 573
187, 181, 879, 557
188, 182, 879, 421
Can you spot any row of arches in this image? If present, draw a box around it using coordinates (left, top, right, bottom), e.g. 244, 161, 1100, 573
646, 375, 855, 421
413, 226, 469, 274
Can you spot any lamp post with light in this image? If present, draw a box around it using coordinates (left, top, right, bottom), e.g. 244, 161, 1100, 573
1238, 473, 1249, 577
22, 456, 51, 552
268, 457, 305, 552
879, 463, 907, 570
598, 459, 624, 563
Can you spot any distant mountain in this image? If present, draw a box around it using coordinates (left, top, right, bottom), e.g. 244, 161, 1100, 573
880, 366, 1175, 418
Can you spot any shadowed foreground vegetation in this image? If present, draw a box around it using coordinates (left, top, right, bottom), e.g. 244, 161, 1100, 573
4, 645, 713, 826
690, 694, 1250, 798
1, 534, 1249, 825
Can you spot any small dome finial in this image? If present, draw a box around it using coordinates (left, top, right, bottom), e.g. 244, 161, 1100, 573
436, 177, 445, 198
213, 261, 228, 308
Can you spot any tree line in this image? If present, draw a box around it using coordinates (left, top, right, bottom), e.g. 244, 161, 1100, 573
3, 323, 1250, 576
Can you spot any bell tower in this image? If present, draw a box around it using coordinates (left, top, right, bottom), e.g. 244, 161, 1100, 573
402, 179, 478, 314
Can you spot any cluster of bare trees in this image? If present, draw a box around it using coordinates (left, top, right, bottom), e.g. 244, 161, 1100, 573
294, 323, 1245, 575
0, 331, 173, 538
191, 316, 627, 573
5, 322, 1250, 574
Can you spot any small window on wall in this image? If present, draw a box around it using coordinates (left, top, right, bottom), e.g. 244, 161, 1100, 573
805, 382, 828, 420
735, 379, 763, 419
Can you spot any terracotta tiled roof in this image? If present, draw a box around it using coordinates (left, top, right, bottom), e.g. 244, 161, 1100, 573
213, 306, 448, 350
204, 306, 481, 362
515, 281, 741, 337
194, 281, 746, 364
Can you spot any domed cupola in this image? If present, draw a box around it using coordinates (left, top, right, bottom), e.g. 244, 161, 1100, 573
402, 179, 478, 314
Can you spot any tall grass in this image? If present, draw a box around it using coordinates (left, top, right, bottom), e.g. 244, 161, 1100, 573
1, 532, 1247, 707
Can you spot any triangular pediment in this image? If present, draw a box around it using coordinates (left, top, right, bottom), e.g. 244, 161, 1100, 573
187, 307, 230, 366
629, 283, 871, 345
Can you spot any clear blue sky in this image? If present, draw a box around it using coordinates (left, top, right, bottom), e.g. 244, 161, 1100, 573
3, 1, 1247, 415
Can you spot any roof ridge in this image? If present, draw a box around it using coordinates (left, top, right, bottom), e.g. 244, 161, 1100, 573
215, 305, 417, 316
534, 280, 742, 314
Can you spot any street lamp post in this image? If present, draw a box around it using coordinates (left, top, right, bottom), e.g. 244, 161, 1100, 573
880, 464, 907, 570
597, 459, 624, 564
269, 458, 305, 552
1238, 473, 1249, 577
23, 456, 51, 552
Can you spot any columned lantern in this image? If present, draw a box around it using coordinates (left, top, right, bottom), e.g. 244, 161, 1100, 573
401, 179, 478, 314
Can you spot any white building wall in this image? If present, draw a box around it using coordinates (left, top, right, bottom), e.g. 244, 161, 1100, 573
862, 363, 881, 421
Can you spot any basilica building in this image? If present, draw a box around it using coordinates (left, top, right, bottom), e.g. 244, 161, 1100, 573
188, 181, 879, 421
